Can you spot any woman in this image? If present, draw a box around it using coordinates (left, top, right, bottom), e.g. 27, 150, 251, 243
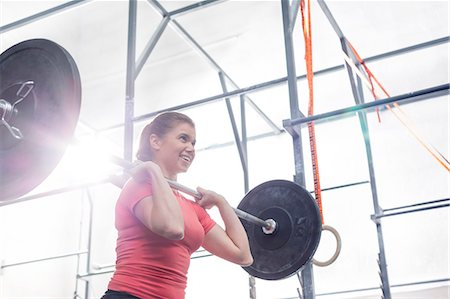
102, 111, 253, 299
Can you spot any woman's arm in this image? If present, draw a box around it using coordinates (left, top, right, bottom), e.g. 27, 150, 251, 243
131, 161, 184, 240
196, 187, 253, 266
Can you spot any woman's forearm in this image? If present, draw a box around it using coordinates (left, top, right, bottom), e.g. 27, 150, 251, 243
134, 162, 184, 240
216, 199, 253, 263
150, 172, 184, 239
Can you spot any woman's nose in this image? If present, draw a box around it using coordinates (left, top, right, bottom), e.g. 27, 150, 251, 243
186, 142, 195, 152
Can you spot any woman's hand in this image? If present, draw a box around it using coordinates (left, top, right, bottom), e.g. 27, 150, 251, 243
195, 187, 226, 209
129, 160, 163, 182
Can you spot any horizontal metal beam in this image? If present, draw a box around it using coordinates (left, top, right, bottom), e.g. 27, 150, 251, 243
1, 250, 88, 269
283, 83, 449, 136
0, 0, 91, 34
165, 0, 226, 18
312, 278, 450, 298
0, 177, 111, 207
372, 198, 450, 219
383, 198, 450, 213
78, 251, 214, 278
97, 36, 449, 132
92, 249, 212, 272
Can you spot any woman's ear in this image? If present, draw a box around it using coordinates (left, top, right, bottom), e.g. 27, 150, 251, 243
149, 133, 161, 151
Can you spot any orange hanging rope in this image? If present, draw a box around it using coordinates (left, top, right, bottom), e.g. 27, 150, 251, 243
346, 39, 450, 172
300, 0, 324, 223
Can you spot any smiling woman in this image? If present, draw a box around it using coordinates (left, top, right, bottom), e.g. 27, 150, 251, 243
102, 111, 253, 299
137, 112, 196, 179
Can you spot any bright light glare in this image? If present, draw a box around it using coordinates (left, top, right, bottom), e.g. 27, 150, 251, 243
62, 135, 119, 182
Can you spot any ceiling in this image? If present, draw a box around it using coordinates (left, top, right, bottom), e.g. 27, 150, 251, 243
1, 0, 449, 153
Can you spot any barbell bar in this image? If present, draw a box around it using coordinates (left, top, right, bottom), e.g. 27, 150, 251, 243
169, 179, 278, 233
0, 38, 340, 280
109, 155, 277, 233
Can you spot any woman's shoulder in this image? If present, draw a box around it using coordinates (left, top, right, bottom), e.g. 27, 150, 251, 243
117, 178, 153, 207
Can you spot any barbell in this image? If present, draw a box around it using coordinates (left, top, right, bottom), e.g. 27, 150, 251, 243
0, 39, 340, 280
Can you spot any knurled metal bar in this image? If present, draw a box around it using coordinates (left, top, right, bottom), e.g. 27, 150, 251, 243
280, 1, 314, 299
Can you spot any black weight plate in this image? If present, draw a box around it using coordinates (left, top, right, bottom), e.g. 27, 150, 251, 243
0, 39, 81, 201
237, 180, 322, 280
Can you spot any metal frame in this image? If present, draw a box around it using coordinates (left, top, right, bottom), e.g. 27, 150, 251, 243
280, 1, 314, 298
0, 1, 449, 299
283, 1, 449, 298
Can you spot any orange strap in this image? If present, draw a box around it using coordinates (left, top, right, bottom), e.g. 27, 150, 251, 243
347, 40, 450, 172
300, 0, 324, 223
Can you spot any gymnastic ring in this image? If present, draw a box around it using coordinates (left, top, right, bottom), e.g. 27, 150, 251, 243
312, 224, 341, 267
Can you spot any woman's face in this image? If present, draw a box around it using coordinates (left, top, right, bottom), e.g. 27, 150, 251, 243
151, 122, 196, 179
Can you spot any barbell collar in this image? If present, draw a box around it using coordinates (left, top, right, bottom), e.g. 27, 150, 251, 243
233, 207, 275, 231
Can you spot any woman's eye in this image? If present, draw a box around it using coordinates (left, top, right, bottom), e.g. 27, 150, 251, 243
179, 135, 187, 142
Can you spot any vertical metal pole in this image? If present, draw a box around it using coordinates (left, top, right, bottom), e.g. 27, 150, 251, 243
240, 93, 253, 298
317, 1, 392, 296
218, 72, 249, 182
84, 189, 94, 298
240, 94, 249, 193
124, 0, 137, 162
73, 193, 85, 299
350, 57, 392, 299
218, 72, 253, 298
281, 0, 307, 187
281, 1, 314, 299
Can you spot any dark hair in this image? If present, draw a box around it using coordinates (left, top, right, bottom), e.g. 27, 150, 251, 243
136, 111, 195, 161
